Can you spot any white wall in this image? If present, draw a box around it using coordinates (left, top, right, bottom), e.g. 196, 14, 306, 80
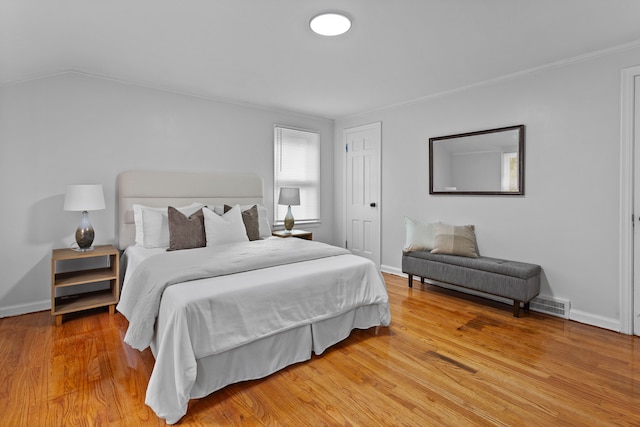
335, 45, 640, 331
0, 72, 334, 316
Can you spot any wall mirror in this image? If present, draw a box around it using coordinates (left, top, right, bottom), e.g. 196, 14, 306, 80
429, 124, 525, 195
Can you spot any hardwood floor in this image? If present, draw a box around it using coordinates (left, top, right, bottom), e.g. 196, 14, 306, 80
1, 273, 638, 426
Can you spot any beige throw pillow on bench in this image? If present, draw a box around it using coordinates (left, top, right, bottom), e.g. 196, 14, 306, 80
431, 223, 479, 258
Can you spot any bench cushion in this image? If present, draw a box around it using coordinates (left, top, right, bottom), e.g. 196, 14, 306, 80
403, 251, 540, 280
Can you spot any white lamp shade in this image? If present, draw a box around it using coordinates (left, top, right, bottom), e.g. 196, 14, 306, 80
278, 187, 300, 206
64, 184, 105, 211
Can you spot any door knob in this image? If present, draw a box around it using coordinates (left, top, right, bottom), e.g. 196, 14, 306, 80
370, 202, 376, 207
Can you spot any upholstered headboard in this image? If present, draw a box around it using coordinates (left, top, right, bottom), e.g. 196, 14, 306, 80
117, 170, 264, 250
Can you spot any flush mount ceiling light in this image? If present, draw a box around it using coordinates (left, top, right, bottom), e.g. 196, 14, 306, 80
310, 12, 352, 36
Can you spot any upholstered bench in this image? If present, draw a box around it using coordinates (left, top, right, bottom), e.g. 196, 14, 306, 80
402, 250, 541, 317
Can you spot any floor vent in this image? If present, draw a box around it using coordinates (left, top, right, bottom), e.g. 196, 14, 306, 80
529, 296, 570, 319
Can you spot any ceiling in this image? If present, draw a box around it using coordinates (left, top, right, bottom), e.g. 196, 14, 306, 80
2, 1, 640, 119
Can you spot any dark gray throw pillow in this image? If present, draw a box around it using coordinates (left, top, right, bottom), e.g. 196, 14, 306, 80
167, 207, 206, 251
224, 204, 260, 241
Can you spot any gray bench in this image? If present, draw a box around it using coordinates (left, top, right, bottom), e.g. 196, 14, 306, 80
402, 250, 541, 317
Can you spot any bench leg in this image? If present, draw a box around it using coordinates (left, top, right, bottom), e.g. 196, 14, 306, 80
420, 277, 425, 284
408, 274, 413, 288
513, 301, 521, 317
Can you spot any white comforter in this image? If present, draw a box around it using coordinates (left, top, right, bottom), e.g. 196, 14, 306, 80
117, 238, 350, 350
118, 238, 391, 424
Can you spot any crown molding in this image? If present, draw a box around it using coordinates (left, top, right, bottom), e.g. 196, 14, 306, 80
1, 69, 334, 123
339, 38, 640, 122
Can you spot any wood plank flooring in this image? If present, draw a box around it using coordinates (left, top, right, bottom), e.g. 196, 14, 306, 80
1, 273, 638, 426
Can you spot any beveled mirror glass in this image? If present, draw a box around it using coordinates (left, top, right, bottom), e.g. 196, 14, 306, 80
429, 125, 525, 195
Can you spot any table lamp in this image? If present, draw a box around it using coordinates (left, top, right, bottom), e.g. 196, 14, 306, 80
64, 184, 105, 251
277, 187, 300, 231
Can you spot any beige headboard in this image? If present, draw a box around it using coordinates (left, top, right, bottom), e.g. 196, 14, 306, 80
117, 170, 264, 250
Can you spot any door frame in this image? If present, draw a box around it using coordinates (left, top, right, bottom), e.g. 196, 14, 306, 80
619, 64, 640, 335
343, 122, 382, 267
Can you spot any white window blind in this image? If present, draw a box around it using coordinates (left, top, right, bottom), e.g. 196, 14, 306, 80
274, 126, 320, 224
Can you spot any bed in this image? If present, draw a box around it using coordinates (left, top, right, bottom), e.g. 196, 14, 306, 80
115, 170, 391, 424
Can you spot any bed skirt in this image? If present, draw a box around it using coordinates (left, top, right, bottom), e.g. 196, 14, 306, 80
148, 303, 384, 424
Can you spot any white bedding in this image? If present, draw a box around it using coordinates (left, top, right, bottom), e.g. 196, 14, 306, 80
118, 237, 351, 350
119, 240, 391, 424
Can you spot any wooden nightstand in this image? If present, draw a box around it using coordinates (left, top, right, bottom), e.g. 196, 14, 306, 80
51, 244, 120, 326
272, 229, 313, 240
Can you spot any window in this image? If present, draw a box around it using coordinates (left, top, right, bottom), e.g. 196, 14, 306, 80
501, 152, 518, 192
274, 126, 320, 224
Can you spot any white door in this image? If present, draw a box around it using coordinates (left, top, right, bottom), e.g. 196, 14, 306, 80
634, 75, 640, 336
345, 122, 381, 267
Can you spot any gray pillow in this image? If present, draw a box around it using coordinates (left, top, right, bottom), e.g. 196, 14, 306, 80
224, 204, 260, 241
167, 207, 206, 251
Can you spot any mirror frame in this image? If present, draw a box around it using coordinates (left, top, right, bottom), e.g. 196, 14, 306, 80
429, 124, 525, 196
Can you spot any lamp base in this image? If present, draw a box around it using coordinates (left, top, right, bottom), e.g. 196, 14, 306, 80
284, 205, 295, 231
72, 246, 95, 252
75, 211, 95, 251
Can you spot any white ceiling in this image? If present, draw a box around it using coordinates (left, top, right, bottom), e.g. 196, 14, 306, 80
2, 0, 640, 119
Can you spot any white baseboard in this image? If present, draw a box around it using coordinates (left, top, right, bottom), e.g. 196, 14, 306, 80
0, 300, 50, 318
1, 271, 623, 334
569, 309, 620, 333
381, 264, 403, 276
380, 264, 621, 333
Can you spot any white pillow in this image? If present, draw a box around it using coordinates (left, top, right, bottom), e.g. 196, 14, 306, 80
209, 204, 271, 238
255, 205, 272, 238
133, 202, 203, 248
203, 204, 249, 246
404, 216, 438, 252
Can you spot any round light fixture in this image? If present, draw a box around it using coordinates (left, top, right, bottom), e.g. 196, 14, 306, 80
310, 12, 352, 36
